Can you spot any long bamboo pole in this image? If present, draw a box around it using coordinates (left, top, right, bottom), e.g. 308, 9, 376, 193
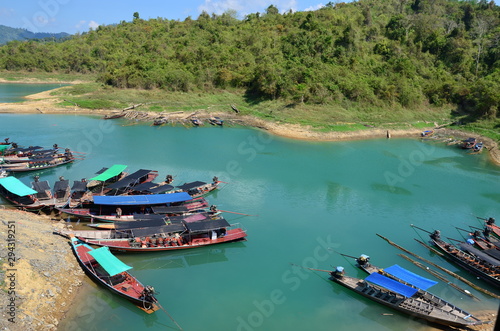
397, 253, 479, 300
377, 233, 500, 299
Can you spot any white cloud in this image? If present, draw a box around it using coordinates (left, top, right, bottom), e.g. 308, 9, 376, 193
74, 20, 99, 31
305, 4, 324, 11
0, 7, 15, 17
198, 0, 297, 17
75, 20, 86, 29
88, 20, 99, 29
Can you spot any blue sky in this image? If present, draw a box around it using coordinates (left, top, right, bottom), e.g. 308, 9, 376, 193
2, 0, 500, 35
0, 0, 337, 34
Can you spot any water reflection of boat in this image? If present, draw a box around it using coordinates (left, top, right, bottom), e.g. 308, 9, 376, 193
123, 243, 246, 271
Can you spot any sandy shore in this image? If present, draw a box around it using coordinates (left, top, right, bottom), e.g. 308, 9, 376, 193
0, 209, 84, 331
0, 86, 498, 166
0, 86, 498, 329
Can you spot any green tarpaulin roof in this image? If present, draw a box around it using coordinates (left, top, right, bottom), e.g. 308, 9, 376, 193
88, 246, 132, 276
89, 164, 127, 182
0, 177, 37, 196
0, 145, 9, 153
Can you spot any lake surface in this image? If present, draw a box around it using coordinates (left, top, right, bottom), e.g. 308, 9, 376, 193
0, 83, 67, 102
0, 113, 499, 331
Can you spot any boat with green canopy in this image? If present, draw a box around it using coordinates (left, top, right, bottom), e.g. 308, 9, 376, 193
86, 164, 128, 190
70, 236, 160, 313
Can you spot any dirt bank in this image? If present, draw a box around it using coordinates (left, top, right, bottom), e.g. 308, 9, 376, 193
0, 209, 84, 331
0, 86, 498, 165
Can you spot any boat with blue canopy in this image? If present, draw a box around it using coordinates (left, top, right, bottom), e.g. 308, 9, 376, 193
327, 266, 487, 328
92, 192, 192, 206
0, 176, 48, 210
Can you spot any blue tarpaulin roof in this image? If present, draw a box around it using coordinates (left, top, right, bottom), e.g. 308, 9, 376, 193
365, 272, 418, 297
383, 264, 437, 290
92, 192, 192, 205
88, 246, 132, 276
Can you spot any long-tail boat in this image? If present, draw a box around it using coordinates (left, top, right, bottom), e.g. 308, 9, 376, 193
191, 117, 202, 126
56, 192, 204, 220
328, 266, 486, 328
70, 236, 159, 313
68, 215, 247, 253
0, 176, 64, 211
86, 164, 128, 190
208, 116, 224, 126
425, 229, 500, 288
461, 137, 476, 149
350, 254, 485, 321
1, 149, 76, 173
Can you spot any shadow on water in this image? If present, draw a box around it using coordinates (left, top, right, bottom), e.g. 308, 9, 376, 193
481, 193, 500, 204
119, 242, 247, 271
371, 183, 413, 196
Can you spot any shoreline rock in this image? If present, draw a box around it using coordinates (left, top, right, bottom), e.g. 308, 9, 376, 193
0, 209, 84, 331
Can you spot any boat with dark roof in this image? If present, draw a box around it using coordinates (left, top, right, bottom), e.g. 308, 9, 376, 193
414, 226, 500, 288
0, 176, 68, 211
328, 266, 486, 328
461, 137, 476, 149
0, 149, 76, 173
56, 192, 207, 220
70, 236, 159, 313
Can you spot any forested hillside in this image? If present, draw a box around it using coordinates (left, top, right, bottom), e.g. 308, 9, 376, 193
0, 25, 69, 45
0, 0, 499, 120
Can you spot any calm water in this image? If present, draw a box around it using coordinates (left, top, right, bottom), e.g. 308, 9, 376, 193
0, 113, 499, 331
0, 83, 67, 102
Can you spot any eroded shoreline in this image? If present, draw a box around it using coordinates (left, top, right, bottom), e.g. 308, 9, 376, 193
0, 86, 499, 165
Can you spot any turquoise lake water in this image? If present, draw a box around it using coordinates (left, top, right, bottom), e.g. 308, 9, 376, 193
0, 112, 499, 330
0, 83, 67, 102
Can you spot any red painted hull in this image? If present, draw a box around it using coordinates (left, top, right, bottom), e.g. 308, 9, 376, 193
81, 228, 247, 252
70, 237, 159, 313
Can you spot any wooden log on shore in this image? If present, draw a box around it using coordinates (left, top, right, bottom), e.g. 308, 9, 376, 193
123, 103, 143, 111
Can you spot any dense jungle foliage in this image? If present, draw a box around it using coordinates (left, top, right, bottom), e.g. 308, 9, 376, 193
0, 0, 499, 121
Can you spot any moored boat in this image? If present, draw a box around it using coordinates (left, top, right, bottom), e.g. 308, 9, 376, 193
1, 149, 76, 173
461, 137, 476, 149
70, 236, 159, 313
78, 219, 247, 252
0, 176, 52, 211
191, 117, 202, 126
420, 130, 433, 137
421, 228, 500, 288
208, 116, 224, 126
328, 266, 486, 328
86, 164, 128, 190
56, 192, 203, 220
471, 142, 484, 153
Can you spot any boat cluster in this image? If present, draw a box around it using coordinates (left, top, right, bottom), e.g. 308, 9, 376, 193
0, 160, 247, 320
0, 138, 81, 173
295, 216, 500, 328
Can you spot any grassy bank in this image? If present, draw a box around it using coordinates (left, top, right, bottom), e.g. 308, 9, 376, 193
2, 71, 499, 143
53, 80, 499, 142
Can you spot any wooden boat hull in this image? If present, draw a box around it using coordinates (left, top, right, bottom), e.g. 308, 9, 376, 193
70, 237, 159, 312
430, 236, 500, 288
3, 158, 74, 172
330, 274, 484, 327
80, 228, 247, 252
